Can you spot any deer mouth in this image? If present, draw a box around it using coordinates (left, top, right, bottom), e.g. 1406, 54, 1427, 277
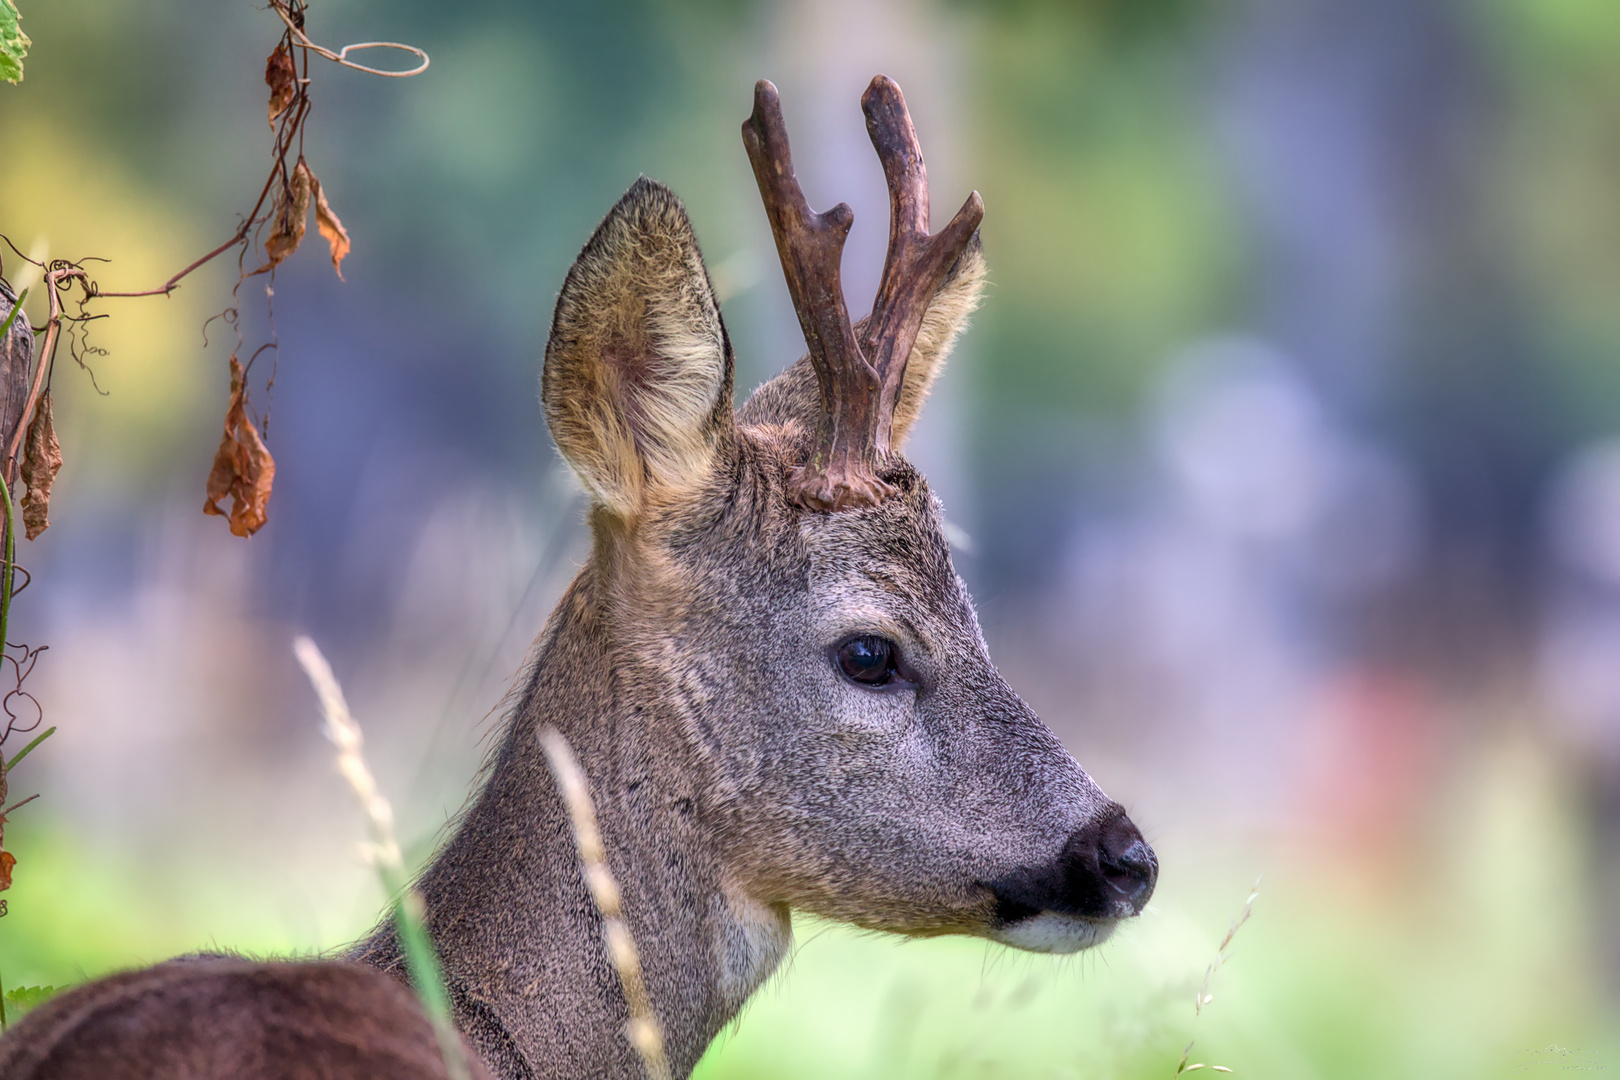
988, 911, 1119, 954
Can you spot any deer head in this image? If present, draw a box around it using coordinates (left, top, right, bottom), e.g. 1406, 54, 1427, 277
538, 75, 1156, 958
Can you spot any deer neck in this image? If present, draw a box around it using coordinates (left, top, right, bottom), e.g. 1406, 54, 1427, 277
352, 565, 791, 1080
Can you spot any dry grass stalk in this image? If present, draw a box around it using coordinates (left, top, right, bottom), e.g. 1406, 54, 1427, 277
1174, 876, 1261, 1076
293, 635, 469, 1080
1196, 876, 1260, 1018
538, 726, 673, 1080
294, 637, 400, 871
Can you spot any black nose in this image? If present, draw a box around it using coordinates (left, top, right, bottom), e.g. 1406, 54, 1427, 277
985, 804, 1158, 924
1096, 813, 1156, 909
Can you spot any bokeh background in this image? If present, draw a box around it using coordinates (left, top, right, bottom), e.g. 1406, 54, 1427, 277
3, 0, 1619, 1075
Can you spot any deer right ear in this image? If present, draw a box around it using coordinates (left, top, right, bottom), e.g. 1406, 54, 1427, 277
543, 178, 735, 519
890, 233, 987, 449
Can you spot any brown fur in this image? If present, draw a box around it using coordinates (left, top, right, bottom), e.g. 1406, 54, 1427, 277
0, 958, 494, 1080
542, 178, 735, 521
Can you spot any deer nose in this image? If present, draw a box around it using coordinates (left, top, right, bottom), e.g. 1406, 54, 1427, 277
1095, 813, 1156, 910
985, 804, 1157, 925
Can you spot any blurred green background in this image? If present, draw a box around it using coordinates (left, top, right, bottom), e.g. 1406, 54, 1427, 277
3, 0, 1619, 1075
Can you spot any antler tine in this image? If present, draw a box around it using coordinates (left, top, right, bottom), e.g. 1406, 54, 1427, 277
743, 77, 982, 511
743, 80, 888, 510
862, 75, 985, 450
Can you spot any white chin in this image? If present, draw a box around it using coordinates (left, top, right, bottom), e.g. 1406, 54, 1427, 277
991, 913, 1116, 954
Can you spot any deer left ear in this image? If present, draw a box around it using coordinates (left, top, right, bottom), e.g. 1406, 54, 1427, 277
543, 178, 735, 519
889, 232, 986, 448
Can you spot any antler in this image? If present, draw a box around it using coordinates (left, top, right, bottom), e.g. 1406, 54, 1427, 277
742, 76, 984, 511
861, 76, 985, 461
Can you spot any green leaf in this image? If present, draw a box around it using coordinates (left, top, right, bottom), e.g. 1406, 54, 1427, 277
1, 0, 30, 85
0, 288, 26, 338
4, 984, 63, 1014
4, 725, 53, 774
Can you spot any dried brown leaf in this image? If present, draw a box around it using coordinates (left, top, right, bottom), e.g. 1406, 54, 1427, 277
262, 160, 314, 272
203, 355, 276, 538
0, 811, 11, 892
266, 41, 297, 125
309, 169, 352, 280
20, 390, 62, 541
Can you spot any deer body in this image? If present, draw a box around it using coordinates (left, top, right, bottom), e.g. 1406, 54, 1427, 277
0, 78, 1155, 1080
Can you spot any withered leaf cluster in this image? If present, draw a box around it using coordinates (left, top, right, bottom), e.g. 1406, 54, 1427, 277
0, 758, 10, 891
261, 158, 351, 280
204, 355, 276, 537
265, 41, 297, 125
264, 159, 313, 271
224, 40, 356, 537
0, 821, 12, 891
20, 390, 61, 541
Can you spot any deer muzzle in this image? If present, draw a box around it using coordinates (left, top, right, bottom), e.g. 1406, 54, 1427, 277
980, 803, 1158, 954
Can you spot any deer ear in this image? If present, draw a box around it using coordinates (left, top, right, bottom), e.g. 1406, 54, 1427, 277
889, 232, 986, 448
543, 178, 735, 518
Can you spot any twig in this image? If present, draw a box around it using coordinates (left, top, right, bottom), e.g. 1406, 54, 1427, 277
0, 472, 13, 660
0, 793, 38, 816
90, 4, 426, 301
269, 0, 429, 77
3, 267, 83, 482
84, 104, 291, 302
293, 635, 469, 1080
90, 226, 261, 300
538, 726, 673, 1080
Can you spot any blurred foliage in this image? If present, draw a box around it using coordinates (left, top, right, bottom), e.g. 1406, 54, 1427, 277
953, 0, 1203, 42
966, 0, 1239, 425
1478, 0, 1620, 439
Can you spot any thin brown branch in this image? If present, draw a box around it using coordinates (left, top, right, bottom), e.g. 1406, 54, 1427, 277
1, 793, 39, 816
270, 0, 429, 77
92, 137, 292, 300
91, 232, 247, 299
4, 268, 83, 483
0, 235, 42, 271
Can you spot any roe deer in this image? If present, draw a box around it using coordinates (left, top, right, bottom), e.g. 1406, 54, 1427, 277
0, 75, 1156, 1080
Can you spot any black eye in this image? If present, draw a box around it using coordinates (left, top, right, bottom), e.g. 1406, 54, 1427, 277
836, 635, 897, 686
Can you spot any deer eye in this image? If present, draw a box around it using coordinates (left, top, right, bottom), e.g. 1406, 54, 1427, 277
836, 635, 897, 686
